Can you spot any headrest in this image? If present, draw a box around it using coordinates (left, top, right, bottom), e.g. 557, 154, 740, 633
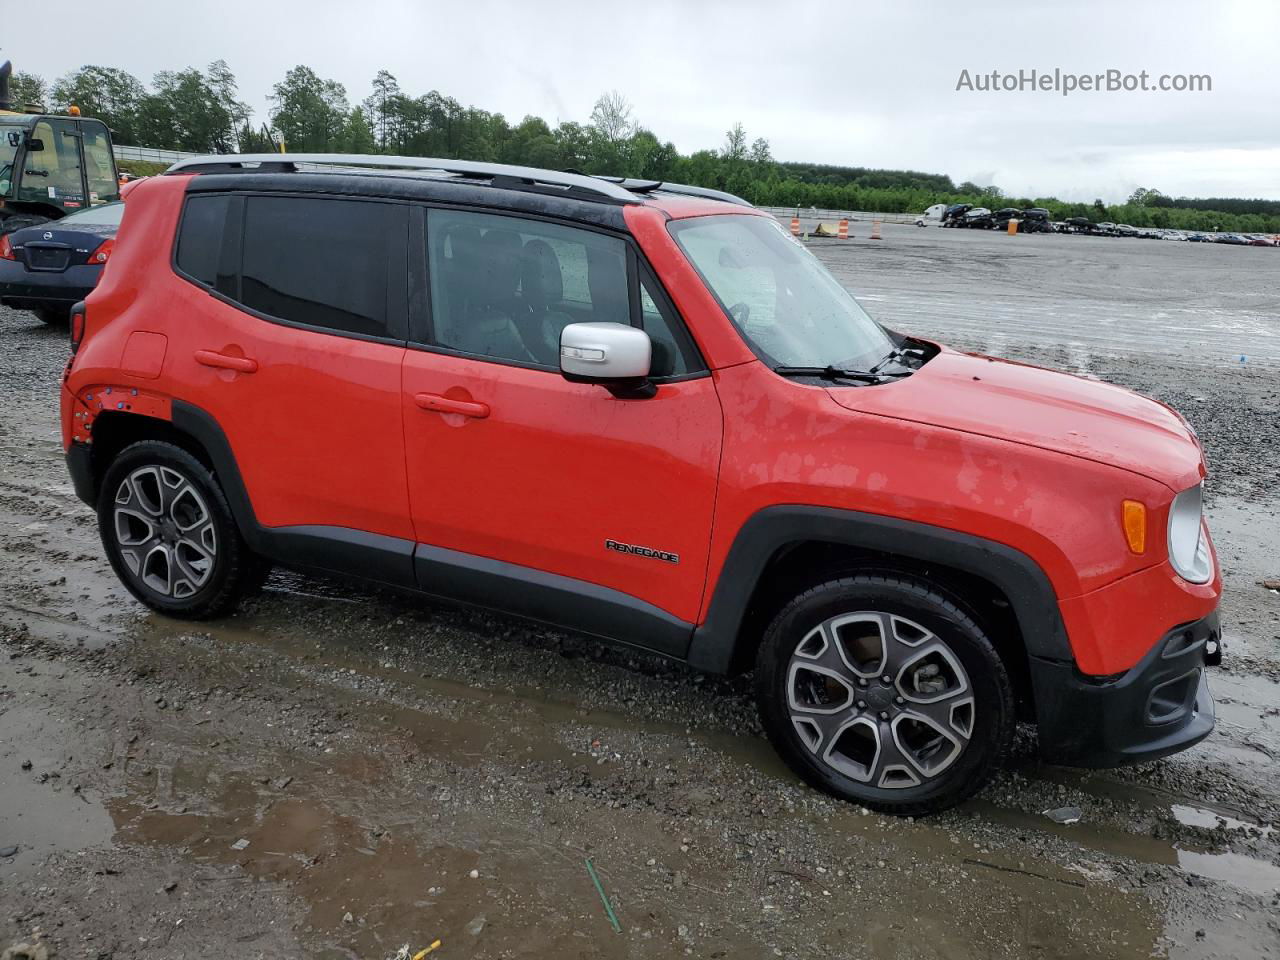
480, 229, 522, 300
521, 239, 564, 310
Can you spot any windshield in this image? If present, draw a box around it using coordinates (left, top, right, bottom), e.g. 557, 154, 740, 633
669, 214, 894, 370
57, 200, 125, 226
0, 125, 24, 199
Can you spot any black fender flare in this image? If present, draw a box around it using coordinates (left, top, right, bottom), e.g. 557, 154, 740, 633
171, 400, 260, 539
685, 505, 1073, 674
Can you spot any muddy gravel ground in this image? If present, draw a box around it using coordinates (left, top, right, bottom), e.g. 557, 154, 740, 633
2, 224, 1279, 959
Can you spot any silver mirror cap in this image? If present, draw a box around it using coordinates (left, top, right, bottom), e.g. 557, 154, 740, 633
560, 322, 652, 381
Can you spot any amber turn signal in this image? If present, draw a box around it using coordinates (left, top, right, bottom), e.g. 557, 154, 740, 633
1122, 500, 1147, 554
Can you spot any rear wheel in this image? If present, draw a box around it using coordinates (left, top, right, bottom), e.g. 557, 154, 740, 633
98, 441, 258, 619
756, 574, 1014, 816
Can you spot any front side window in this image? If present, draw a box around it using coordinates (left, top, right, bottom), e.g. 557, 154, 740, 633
241, 196, 396, 338
638, 274, 694, 378
670, 214, 895, 371
427, 208, 629, 368
426, 208, 700, 377
17, 118, 84, 208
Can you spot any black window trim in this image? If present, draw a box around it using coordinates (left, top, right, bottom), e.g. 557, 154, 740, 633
171, 189, 412, 348
406, 201, 710, 384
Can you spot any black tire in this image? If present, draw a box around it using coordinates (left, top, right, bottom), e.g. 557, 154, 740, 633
98, 440, 257, 619
756, 574, 1014, 816
35, 307, 68, 326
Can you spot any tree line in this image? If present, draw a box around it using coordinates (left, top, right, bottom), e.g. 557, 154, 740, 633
9, 63, 1279, 233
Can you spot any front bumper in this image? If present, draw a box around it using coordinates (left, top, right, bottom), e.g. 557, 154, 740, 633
1030, 611, 1219, 767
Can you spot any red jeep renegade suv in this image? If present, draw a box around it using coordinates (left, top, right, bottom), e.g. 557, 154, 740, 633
60, 154, 1221, 814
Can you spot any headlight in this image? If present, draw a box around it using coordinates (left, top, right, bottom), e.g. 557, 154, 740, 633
1168, 485, 1212, 584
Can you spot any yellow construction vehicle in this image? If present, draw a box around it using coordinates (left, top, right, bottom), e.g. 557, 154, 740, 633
0, 60, 120, 234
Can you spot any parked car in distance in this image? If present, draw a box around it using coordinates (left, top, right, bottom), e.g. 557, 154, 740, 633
1114, 224, 1138, 238
1018, 208, 1052, 233
1064, 217, 1095, 234
991, 207, 1021, 230
1096, 221, 1118, 236
0, 200, 124, 324
915, 203, 948, 227
1161, 231, 1187, 241
61, 154, 1222, 817
962, 207, 994, 229
1187, 232, 1212, 242
941, 203, 972, 227
1216, 233, 1251, 245
1248, 235, 1276, 247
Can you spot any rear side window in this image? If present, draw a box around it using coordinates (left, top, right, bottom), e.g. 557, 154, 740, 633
176, 195, 234, 292
241, 196, 396, 338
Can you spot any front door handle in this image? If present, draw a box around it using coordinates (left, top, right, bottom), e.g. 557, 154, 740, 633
414, 392, 490, 419
195, 349, 258, 374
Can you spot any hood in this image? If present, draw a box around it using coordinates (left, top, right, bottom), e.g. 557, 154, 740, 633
826, 348, 1204, 490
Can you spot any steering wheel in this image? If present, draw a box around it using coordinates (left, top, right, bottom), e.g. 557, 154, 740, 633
728, 301, 751, 325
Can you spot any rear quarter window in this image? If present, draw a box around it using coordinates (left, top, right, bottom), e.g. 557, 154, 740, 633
175, 194, 235, 294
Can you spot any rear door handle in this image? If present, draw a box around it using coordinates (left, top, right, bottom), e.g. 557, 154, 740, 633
414, 392, 490, 419
195, 350, 258, 374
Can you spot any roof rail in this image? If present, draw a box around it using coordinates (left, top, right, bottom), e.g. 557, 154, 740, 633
592, 175, 753, 208
165, 153, 640, 204
654, 181, 753, 207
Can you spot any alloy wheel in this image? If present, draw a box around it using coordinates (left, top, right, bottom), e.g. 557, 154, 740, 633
786, 611, 975, 789
113, 465, 217, 599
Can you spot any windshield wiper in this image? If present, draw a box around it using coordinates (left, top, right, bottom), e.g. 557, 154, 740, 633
773, 364, 905, 384
866, 345, 927, 375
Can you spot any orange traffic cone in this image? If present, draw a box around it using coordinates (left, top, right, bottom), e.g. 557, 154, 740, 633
790, 216, 801, 237
869, 219, 883, 240
837, 219, 849, 239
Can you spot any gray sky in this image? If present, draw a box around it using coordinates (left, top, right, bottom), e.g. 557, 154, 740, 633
10, 0, 1279, 202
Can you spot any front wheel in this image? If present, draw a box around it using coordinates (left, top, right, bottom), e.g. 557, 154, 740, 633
756, 574, 1014, 816
98, 440, 258, 619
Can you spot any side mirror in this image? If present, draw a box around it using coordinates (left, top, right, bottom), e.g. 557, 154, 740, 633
560, 322, 655, 398
23, 137, 44, 152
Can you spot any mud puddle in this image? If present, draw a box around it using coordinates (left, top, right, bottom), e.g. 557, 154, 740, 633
98, 668, 1170, 960
966, 799, 1280, 895
0, 664, 115, 877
